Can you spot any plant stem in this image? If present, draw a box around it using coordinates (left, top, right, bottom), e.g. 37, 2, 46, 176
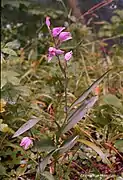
64, 60, 68, 117
53, 36, 68, 123
57, 55, 68, 118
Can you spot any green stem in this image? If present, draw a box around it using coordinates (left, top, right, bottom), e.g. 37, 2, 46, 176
64, 60, 68, 118
53, 36, 68, 126
57, 56, 68, 118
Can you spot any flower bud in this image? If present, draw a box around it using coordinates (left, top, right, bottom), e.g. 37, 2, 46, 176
46, 16, 51, 29
64, 51, 73, 61
20, 137, 33, 150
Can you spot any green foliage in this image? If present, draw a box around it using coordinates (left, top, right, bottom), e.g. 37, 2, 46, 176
1, 2, 123, 179
114, 140, 123, 153
98, 10, 123, 39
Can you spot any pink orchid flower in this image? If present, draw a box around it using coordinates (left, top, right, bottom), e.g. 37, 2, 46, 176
48, 47, 64, 62
52, 27, 65, 37
55, 49, 65, 55
46, 16, 51, 29
20, 137, 33, 150
59, 32, 72, 42
48, 47, 56, 56
64, 51, 73, 61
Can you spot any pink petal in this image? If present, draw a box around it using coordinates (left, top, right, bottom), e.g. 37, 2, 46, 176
48, 55, 53, 62
64, 51, 73, 61
48, 47, 56, 56
20, 137, 33, 150
59, 32, 72, 42
23, 143, 29, 150
20, 137, 29, 146
46, 16, 51, 29
24, 141, 32, 150
55, 49, 64, 55
52, 27, 65, 37
47, 47, 56, 62
47, 47, 65, 62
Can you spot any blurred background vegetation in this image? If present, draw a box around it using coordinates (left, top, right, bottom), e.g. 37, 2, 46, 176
1, 0, 123, 179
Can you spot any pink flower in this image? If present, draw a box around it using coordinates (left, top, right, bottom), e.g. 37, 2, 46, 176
64, 51, 73, 61
52, 27, 65, 37
48, 47, 56, 56
48, 47, 64, 62
20, 137, 33, 150
59, 32, 72, 42
55, 49, 64, 55
46, 16, 51, 29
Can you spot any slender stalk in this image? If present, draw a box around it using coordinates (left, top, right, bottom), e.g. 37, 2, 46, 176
57, 55, 68, 117
64, 60, 68, 117
57, 55, 65, 75
52, 31, 68, 124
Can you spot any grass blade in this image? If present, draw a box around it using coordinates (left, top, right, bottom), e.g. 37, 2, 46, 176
78, 139, 112, 168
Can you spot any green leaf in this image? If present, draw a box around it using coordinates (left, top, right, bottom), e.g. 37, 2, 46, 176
0, 163, 6, 175
41, 171, 55, 180
58, 135, 79, 154
78, 139, 112, 168
33, 137, 56, 152
38, 150, 55, 173
68, 70, 110, 112
5, 71, 20, 77
15, 86, 32, 96
102, 94, 123, 111
5, 142, 24, 152
61, 96, 98, 134
5, 40, 20, 49
12, 118, 40, 138
1, 0, 30, 8
1, 70, 20, 87
2, 48, 17, 56
16, 165, 27, 176
114, 139, 123, 153
7, 76, 20, 85
1, 77, 7, 89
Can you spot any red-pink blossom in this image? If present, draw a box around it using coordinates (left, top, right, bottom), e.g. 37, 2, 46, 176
52, 27, 65, 37
55, 49, 64, 55
59, 32, 72, 42
64, 51, 73, 61
48, 47, 64, 62
46, 16, 51, 29
48, 47, 56, 56
20, 137, 33, 150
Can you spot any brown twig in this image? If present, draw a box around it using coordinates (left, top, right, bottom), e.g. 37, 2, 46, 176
81, 0, 113, 18
104, 142, 123, 160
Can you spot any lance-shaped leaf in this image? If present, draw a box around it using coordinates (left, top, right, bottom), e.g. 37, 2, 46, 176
38, 149, 56, 173
12, 118, 40, 138
68, 70, 110, 112
67, 98, 90, 122
41, 171, 55, 180
61, 96, 98, 134
38, 136, 79, 173
58, 135, 79, 154
78, 139, 112, 168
